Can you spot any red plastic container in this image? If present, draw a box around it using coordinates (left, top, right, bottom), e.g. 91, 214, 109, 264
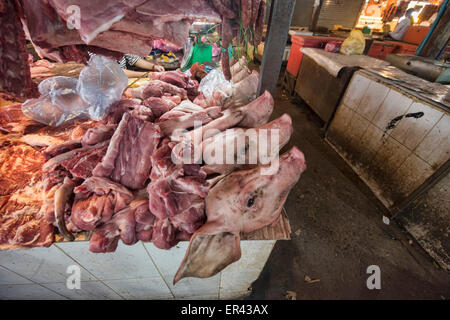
286, 35, 343, 77
390, 41, 418, 55
367, 41, 397, 60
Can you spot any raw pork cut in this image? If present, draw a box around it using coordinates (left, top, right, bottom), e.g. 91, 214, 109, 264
89, 199, 154, 253
93, 113, 161, 190
125, 80, 187, 101
0, 143, 53, 249
147, 140, 208, 249
71, 177, 133, 231
0, 104, 44, 134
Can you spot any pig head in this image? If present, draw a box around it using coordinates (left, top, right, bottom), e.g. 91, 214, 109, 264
174, 146, 306, 283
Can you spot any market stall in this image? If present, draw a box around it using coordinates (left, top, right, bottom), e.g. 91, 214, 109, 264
294, 48, 389, 126
0, 0, 306, 300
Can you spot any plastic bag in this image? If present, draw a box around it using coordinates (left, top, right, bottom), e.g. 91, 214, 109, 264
223, 70, 259, 109
77, 55, 128, 120
22, 55, 127, 126
198, 68, 232, 100
340, 30, 365, 55
22, 76, 88, 126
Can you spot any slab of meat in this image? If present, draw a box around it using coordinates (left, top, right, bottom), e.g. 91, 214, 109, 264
142, 97, 177, 119
174, 147, 306, 283
106, 98, 143, 125
0, 104, 44, 134
125, 80, 187, 101
111, 1, 221, 48
0, 0, 37, 98
17, 119, 98, 151
146, 140, 208, 249
81, 124, 117, 146
60, 144, 108, 179
42, 140, 110, 173
48, 0, 147, 44
71, 177, 133, 231
89, 199, 154, 253
93, 112, 161, 190
150, 71, 191, 88
0, 143, 53, 249
0, 143, 45, 195
149, 71, 199, 100
232, 65, 251, 83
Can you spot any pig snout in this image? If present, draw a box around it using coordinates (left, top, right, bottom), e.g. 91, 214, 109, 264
282, 146, 307, 173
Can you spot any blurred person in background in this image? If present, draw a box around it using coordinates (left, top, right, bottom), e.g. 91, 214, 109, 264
386, 8, 415, 41
118, 54, 164, 77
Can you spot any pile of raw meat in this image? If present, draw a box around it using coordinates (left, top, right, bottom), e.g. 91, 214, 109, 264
0, 0, 266, 98
0, 59, 306, 281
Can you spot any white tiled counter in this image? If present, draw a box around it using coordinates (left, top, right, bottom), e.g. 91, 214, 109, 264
0, 240, 275, 300
326, 69, 449, 212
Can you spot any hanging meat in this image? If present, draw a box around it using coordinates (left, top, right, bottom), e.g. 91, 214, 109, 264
0, 0, 266, 97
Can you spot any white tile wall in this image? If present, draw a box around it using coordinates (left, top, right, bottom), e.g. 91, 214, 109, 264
372, 136, 411, 172
55, 241, 159, 280
0, 284, 67, 300
342, 73, 372, 110
327, 70, 449, 209
103, 277, 173, 299
0, 266, 32, 285
346, 112, 370, 147
219, 241, 275, 299
42, 281, 123, 300
0, 239, 276, 300
0, 245, 95, 283
372, 89, 413, 131
414, 114, 450, 168
356, 80, 390, 122
393, 153, 434, 195
359, 123, 385, 154
143, 242, 188, 276
390, 102, 444, 150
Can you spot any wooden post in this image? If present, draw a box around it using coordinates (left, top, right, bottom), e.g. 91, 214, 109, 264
257, 0, 296, 96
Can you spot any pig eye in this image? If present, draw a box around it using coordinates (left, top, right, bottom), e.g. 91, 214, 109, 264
247, 196, 255, 207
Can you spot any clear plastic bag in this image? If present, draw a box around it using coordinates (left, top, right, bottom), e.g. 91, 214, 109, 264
223, 70, 259, 109
22, 55, 127, 126
340, 30, 365, 55
38, 76, 78, 95
77, 55, 128, 120
198, 68, 232, 101
22, 76, 88, 126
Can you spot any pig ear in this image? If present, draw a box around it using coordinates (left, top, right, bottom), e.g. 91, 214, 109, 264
174, 230, 241, 284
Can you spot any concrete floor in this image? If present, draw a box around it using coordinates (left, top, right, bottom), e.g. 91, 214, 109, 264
248, 88, 450, 300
